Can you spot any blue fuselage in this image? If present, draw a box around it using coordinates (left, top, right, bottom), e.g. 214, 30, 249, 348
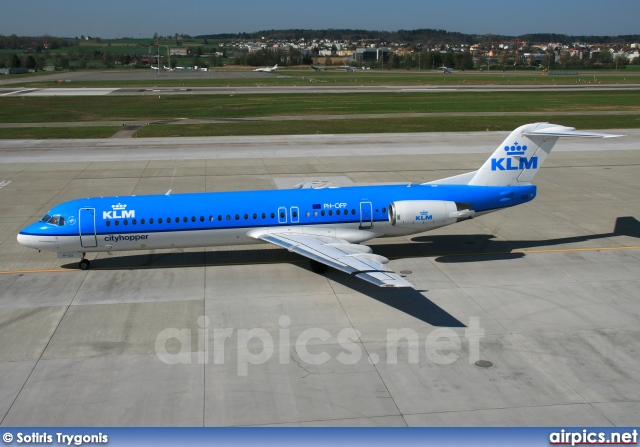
18, 183, 536, 253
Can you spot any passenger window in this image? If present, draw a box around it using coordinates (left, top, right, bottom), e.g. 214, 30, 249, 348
262, 213, 266, 219
226, 215, 231, 220
115, 220, 119, 226
253, 213, 257, 219
382, 207, 387, 213
200, 216, 204, 222
175, 217, 179, 223
209, 215, 214, 222
292, 211, 298, 218
106, 221, 111, 227
313, 211, 318, 217
184, 217, 188, 223
191, 216, 195, 222
167, 217, 172, 223
328, 210, 333, 216
218, 215, 222, 221
123, 219, 128, 225
351, 209, 356, 215
149, 218, 154, 224
235, 214, 240, 220
132, 219, 137, 225
321, 210, 325, 216
336, 210, 341, 216
244, 214, 248, 220
158, 218, 162, 224
279, 211, 285, 218
270, 212, 275, 218
305, 211, 310, 217
141, 218, 145, 224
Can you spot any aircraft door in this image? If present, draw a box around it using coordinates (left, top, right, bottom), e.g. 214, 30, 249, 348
290, 206, 299, 224
79, 208, 97, 248
277, 206, 287, 224
359, 202, 373, 229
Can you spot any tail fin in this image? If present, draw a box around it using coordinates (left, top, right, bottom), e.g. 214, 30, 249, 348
467, 123, 622, 186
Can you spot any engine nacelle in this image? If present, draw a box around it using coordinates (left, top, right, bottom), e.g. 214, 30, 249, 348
389, 200, 474, 228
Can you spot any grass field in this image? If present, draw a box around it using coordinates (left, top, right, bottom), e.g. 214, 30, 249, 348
135, 115, 640, 138
0, 127, 119, 139
0, 115, 636, 139
1, 91, 638, 123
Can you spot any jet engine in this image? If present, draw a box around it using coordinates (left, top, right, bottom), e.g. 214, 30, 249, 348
389, 200, 475, 228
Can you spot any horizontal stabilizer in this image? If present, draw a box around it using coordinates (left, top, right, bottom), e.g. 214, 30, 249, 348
524, 126, 624, 139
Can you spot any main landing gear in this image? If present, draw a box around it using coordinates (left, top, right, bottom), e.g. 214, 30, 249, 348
310, 260, 328, 274
79, 253, 91, 270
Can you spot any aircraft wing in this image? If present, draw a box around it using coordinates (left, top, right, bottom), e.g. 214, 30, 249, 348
254, 232, 414, 288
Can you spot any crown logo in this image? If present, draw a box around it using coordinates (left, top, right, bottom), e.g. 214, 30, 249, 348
112, 203, 127, 210
504, 142, 527, 156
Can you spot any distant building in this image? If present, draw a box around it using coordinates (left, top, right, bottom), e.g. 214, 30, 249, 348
355, 48, 390, 63
0, 68, 28, 74
170, 48, 188, 56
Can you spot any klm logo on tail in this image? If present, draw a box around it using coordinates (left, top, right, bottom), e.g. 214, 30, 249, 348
491, 142, 538, 171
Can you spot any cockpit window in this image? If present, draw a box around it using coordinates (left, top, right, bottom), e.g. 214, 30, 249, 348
41, 214, 65, 226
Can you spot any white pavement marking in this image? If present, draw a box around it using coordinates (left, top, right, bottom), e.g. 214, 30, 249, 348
23, 88, 118, 96
0, 89, 36, 96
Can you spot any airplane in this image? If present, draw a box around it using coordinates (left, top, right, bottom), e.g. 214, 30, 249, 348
342, 64, 357, 72
17, 123, 621, 288
150, 66, 160, 70
439, 66, 454, 73
163, 65, 174, 71
311, 64, 327, 71
253, 64, 278, 72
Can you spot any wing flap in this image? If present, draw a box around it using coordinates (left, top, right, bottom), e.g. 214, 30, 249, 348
256, 233, 413, 288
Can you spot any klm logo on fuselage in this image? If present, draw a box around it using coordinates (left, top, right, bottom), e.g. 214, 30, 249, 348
416, 211, 432, 221
103, 203, 135, 219
491, 141, 538, 171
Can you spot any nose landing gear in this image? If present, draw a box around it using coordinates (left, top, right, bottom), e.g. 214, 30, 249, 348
79, 253, 90, 270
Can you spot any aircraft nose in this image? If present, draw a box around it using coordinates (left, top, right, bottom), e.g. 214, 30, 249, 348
17, 223, 48, 249
17, 231, 36, 248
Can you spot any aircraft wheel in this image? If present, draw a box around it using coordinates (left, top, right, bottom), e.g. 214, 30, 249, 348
310, 260, 328, 274
79, 259, 91, 270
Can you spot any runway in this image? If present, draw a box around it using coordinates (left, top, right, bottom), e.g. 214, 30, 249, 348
0, 131, 639, 426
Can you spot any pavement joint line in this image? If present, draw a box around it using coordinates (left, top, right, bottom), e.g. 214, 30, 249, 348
1, 245, 638, 275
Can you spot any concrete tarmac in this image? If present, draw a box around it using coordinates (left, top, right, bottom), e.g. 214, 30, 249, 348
0, 131, 639, 426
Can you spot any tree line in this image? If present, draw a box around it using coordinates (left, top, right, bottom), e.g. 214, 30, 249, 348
197, 29, 640, 45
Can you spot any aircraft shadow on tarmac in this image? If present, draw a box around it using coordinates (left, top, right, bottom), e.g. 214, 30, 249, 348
61, 216, 639, 327
410, 216, 640, 264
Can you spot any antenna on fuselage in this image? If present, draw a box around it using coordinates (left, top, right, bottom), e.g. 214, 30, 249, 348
165, 189, 172, 196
